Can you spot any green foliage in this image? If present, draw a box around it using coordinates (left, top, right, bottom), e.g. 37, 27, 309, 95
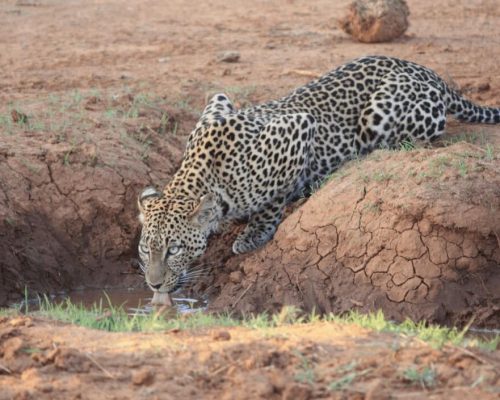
324, 309, 498, 349
398, 139, 416, 152
403, 366, 437, 389
455, 158, 468, 177
443, 131, 487, 146
34, 294, 240, 332
484, 143, 495, 161
293, 351, 316, 384
328, 361, 372, 391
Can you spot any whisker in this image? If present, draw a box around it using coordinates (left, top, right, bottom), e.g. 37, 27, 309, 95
179, 275, 205, 282
184, 272, 207, 278
188, 267, 212, 272
178, 276, 206, 284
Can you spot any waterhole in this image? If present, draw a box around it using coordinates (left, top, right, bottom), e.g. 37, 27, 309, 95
19, 288, 207, 315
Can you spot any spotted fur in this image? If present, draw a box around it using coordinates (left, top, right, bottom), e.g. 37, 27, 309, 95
138, 55, 500, 293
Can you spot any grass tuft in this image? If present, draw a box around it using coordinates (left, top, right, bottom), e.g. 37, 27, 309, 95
293, 351, 316, 384
402, 365, 438, 389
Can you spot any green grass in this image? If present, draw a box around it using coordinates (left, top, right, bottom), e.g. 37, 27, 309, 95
398, 139, 417, 152
455, 158, 468, 177
328, 361, 372, 391
484, 143, 495, 161
0, 89, 180, 147
293, 351, 316, 384
308, 172, 335, 194
325, 309, 499, 350
32, 294, 239, 332
2, 299, 498, 351
402, 365, 437, 389
443, 131, 488, 147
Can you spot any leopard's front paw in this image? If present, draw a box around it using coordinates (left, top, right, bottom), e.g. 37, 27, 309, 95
231, 227, 275, 255
232, 235, 258, 255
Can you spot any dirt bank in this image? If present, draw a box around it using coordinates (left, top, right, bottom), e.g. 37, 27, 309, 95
1, 315, 499, 399
210, 143, 500, 327
0, 95, 196, 305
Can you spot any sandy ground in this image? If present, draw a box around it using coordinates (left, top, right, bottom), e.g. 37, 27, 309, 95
1, 315, 499, 400
1, 0, 500, 397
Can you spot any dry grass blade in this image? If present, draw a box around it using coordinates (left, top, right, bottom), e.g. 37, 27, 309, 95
83, 352, 115, 379
231, 281, 255, 308
282, 69, 321, 79
0, 363, 12, 374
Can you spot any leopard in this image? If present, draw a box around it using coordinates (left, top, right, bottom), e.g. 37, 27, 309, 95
137, 55, 500, 294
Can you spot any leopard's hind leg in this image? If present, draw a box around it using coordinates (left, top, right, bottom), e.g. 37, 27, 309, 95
356, 73, 447, 154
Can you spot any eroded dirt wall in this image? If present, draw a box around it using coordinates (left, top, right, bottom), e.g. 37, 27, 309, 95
0, 103, 194, 305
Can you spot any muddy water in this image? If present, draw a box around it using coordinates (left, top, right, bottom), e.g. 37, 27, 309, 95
22, 288, 207, 315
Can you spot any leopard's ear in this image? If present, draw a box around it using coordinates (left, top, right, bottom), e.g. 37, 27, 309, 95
189, 193, 217, 228
138, 187, 161, 223
199, 93, 235, 123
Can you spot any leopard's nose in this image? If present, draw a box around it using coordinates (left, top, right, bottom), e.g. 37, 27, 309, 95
151, 283, 162, 290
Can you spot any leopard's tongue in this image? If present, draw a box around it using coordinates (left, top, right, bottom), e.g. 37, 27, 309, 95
151, 291, 173, 306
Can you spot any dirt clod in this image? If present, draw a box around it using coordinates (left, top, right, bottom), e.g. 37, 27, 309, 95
9, 318, 33, 328
132, 368, 155, 386
212, 330, 231, 341
53, 349, 92, 373
2, 337, 25, 360
229, 271, 243, 284
10, 109, 28, 124
339, 0, 410, 43
282, 383, 312, 400
217, 51, 241, 63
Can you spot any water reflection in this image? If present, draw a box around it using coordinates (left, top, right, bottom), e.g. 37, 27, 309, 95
18, 288, 207, 315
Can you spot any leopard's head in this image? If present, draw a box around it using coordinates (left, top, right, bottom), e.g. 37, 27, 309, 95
137, 187, 218, 293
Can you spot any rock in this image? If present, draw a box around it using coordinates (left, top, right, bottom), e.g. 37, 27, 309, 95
9, 317, 33, 328
365, 378, 388, 400
11, 110, 28, 124
132, 368, 154, 386
212, 330, 231, 341
282, 383, 312, 400
339, 0, 410, 43
217, 51, 240, 63
229, 271, 243, 283
2, 337, 25, 360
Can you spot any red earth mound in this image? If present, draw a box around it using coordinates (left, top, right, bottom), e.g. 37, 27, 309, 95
209, 143, 500, 327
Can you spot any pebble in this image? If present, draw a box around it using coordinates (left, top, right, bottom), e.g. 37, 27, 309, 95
132, 369, 154, 386
212, 330, 231, 341
229, 271, 243, 284
217, 51, 240, 63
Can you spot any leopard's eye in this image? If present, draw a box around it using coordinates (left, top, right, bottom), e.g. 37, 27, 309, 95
139, 244, 149, 254
167, 245, 180, 256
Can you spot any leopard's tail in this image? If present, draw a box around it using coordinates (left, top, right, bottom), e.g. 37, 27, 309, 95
445, 88, 500, 124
